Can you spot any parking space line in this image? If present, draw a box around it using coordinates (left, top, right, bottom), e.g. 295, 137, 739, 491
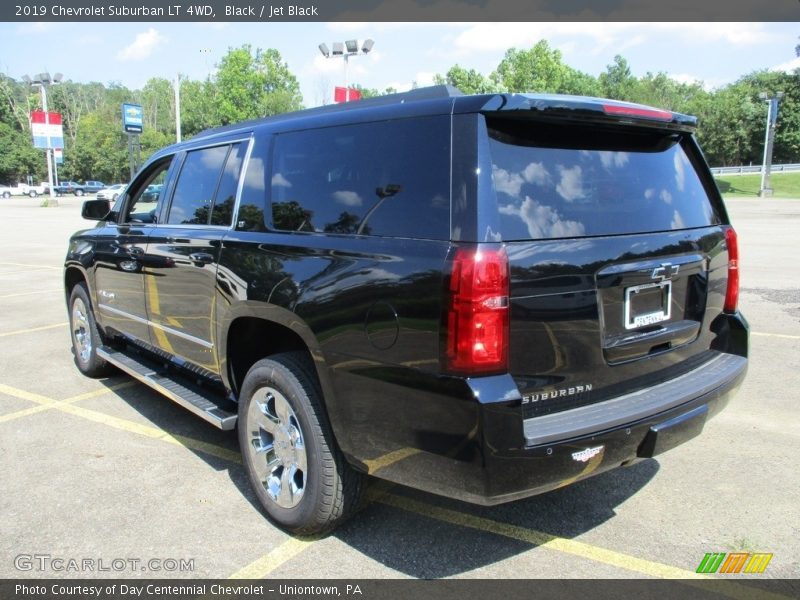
371, 491, 789, 600
752, 331, 800, 340
0, 322, 68, 337
363, 448, 421, 474
227, 537, 319, 579
0, 381, 140, 425
0, 289, 61, 299
0, 382, 241, 464
1, 381, 785, 589
0, 262, 61, 269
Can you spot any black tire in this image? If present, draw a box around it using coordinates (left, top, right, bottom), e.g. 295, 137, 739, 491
1, 192, 10, 199
238, 352, 365, 534
68, 283, 113, 378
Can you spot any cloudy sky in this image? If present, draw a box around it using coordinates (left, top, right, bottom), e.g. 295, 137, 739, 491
1, 22, 798, 106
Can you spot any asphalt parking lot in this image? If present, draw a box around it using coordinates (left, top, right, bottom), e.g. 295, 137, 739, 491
0, 195, 797, 585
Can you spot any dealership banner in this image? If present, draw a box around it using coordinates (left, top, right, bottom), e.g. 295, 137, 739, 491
30, 111, 64, 150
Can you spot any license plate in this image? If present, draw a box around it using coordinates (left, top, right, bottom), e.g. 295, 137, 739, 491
624, 281, 671, 330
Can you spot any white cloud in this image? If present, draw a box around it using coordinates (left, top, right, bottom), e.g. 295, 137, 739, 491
671, 210, 686, 230
332, 190, 363, 207
771, 57, 800, 74
493, 166, 524, 197
522, 162, 551, 186
16, 22, 57, 34
272, 173, 292, 188
499, 196, 585, 239
599, 152, 630, 170
116, 28, 167, 62
660, 190, 673, 205
556, 165, 585, 202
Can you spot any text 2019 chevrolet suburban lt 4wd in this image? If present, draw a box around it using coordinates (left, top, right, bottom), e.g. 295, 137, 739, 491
65, 86, 748, 534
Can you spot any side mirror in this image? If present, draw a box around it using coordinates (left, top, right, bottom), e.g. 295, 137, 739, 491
81, 198, 112, 221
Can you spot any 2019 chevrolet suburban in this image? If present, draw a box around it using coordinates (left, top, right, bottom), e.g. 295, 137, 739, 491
64, 86, 748, 534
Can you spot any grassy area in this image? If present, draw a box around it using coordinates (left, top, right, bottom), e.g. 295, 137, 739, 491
714, 171, 800, 199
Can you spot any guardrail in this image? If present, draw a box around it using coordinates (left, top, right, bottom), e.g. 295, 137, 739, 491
710, 164, 800, 175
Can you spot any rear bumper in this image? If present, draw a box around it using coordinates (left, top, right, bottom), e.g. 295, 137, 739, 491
478, 351, 746, 505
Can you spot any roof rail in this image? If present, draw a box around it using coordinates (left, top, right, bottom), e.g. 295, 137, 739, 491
195, 85, 464, 139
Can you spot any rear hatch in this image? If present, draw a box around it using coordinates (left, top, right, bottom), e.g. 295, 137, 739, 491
483, 101, 732, 420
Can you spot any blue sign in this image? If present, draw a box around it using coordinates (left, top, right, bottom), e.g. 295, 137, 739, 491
122, 103, 144, 134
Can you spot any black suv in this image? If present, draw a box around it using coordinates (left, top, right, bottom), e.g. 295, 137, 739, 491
65, 87, 747, 534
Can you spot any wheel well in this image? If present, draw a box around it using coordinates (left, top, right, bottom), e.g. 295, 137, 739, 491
227, 317, 310, 397
64, 267, 86, 303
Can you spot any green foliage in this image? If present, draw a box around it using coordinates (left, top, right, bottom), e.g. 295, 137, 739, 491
214, 45, 302, 124
490, 41, 595, 95
434, 65, 503, 94
0, 122, 43, 184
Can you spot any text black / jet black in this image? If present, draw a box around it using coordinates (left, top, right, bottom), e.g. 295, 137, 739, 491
65, 86, 748, 534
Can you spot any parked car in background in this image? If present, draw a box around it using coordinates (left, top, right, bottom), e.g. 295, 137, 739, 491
96, 184, 126, 202
0, 183, 49, 197
83, 181, 107, 195
53, 181, 85, 196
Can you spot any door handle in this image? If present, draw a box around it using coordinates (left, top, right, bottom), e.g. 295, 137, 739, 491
189, 252, 214, 265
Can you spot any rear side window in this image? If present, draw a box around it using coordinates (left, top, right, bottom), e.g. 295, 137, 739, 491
167, 143, 243, 226
270, 116, 450, 240
488, 119, 720, 240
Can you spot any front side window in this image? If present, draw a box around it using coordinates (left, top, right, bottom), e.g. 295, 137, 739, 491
122, 159, 172, 224
270, 116, 450, 240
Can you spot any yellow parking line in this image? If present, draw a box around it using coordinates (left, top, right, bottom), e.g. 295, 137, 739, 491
363, 447, 421, 474
372, 492, 790, 600
0, 382, 139, 425
227, 537, 319, 579
0, 262, 61, 270
752, 331, 800, 340
0, 383, 240, 464
0, 289, 61, 299
0, 322, 68, 338
0, 382, 785, 590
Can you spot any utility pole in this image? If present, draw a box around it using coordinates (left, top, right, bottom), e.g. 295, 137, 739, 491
758, 91, 784, 198
174, 73, 182, 143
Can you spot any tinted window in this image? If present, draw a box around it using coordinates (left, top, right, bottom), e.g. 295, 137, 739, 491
236, 135, 268, 232
270, 117, 450, 239
167, 145, 229, 225
122, 159, 171, 224
210, 143, 244, 226
488, 120, 720, 240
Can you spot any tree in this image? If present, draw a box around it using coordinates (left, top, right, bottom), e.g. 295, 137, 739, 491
0, 122, 44, 184
434, 65, 503, 94
491, 40, 593, 94
214, 45, 302, 125
599, 55, 638, 100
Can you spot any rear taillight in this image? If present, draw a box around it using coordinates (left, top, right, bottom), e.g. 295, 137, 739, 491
445, 245, 509, 375
724, 226, 739, 312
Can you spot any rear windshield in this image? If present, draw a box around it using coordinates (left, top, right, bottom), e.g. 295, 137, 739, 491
487, 119, 721, 240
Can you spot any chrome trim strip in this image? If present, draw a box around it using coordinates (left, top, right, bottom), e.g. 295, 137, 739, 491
231, 134, 256, 231
98, 303, 214, 349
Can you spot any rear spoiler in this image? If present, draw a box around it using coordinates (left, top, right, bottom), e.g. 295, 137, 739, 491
477, 93, 697, 133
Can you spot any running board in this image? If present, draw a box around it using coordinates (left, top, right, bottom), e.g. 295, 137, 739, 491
97, 346, 237, 431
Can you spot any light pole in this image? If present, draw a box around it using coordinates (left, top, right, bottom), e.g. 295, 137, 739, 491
758, 91, 784, 198
318, 39, 374, 102
22, 72, 62, 207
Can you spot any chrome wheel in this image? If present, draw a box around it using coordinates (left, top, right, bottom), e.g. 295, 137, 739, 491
71, 296, 92, 364
246, 386, 307, 509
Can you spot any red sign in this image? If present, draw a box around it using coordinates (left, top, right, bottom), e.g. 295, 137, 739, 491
334, 87, 362, 103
